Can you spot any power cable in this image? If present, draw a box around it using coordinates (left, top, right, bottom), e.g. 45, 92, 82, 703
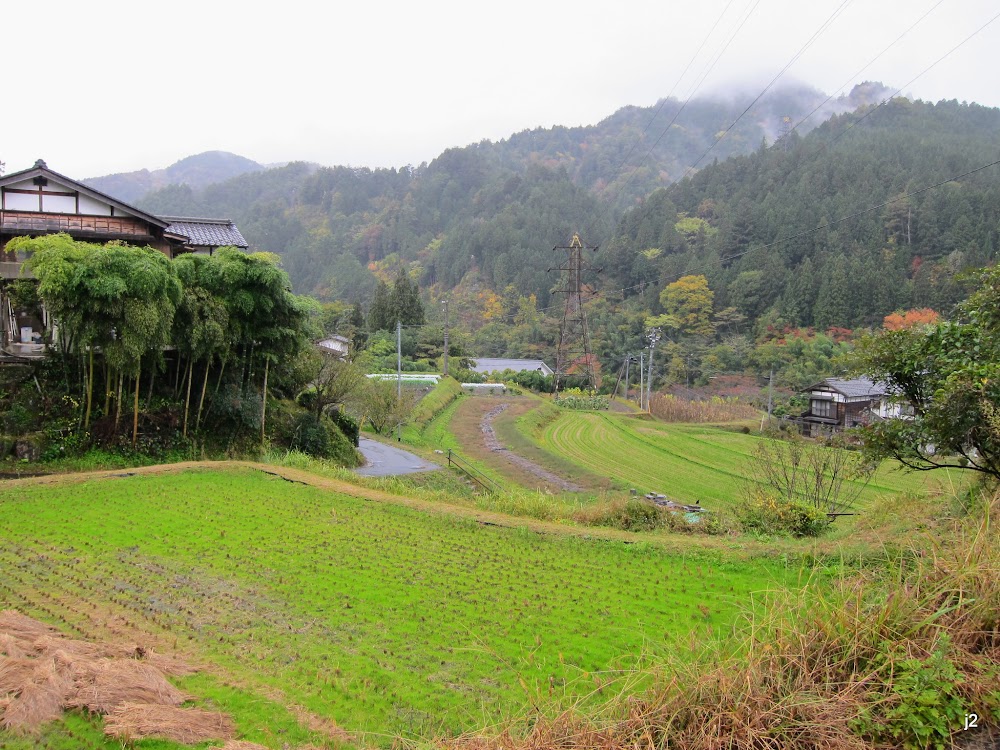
678, 0, 855, 179
604, 0, 764, 212
602, 0, 738, 194
786, 0, 947, 135
827, 9, 1000, 147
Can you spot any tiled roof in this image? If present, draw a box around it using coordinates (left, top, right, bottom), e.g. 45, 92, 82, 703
162, 217, 248, 248
811, 376, 886, 398
472, 358, 553, 375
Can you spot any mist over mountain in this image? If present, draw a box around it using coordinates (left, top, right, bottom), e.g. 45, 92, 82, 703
128, 83, 895, 298
84, 151, 266, 205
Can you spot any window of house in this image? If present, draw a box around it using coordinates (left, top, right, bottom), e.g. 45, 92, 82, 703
811, 399, 833, 418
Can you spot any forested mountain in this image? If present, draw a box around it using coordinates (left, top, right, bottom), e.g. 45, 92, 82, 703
602, 97, 1000, 330
128, 88, 1000, 391
135, 83, 889, 305
85, 151, 266, 204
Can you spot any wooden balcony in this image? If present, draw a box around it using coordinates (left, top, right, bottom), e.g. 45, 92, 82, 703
1, 211, 156, 242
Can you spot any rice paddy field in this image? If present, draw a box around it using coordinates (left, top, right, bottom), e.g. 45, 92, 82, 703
533, 411, 954, 508
0, 466, 796, 748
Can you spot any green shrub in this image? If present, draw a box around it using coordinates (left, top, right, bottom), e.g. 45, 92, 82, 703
573, 497, 665, 532
854, 638, 968, 750
555, 390, 609, 411
330, 408, 360, 447
735, 488, 829, 537
287, 413, 361, 466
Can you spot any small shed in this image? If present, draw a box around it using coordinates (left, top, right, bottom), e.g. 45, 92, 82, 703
317, 335, 351, 359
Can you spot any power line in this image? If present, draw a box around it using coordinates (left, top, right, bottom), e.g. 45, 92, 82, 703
602, 0, 738, 194
679, 0, 855, 179
785, 0, 947, 137
604, 0, 765, 213
827, 9, 1000, 147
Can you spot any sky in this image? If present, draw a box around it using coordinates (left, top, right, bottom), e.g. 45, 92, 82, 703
3, 0, 998, 179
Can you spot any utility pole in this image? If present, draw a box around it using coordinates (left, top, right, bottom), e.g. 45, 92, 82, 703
761, 367, 774, 432
624, 355, 631, 402
639, 351, 644, 411
441, 298, 450, 378
646, 329, 660, 413
396, 319, 403, 442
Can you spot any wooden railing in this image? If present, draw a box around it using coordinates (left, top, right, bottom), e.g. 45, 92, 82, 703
1, 211, 154, 239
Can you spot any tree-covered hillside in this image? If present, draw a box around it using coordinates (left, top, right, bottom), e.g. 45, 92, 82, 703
603, 97, 1000, 330
136, 83, 888, 305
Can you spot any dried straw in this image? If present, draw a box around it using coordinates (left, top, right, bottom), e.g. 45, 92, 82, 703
0, 611, 57, 644
1, 658, 72, 732
220, 741, 272, 750
0, 657, 36, 695
69, 658, 188, 714
0, 633, 27, 659
103, 702, 235, 744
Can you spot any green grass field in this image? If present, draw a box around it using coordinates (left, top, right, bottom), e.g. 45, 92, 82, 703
0, 467, 795, 747
534, 411, 957, 509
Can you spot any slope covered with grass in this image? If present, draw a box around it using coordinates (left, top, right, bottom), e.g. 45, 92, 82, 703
0, 467, 795, 746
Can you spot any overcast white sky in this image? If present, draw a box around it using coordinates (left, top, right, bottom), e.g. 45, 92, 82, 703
3, 0, 998, 179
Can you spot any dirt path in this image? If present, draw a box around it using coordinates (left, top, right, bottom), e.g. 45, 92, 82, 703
481, 404, 583, 492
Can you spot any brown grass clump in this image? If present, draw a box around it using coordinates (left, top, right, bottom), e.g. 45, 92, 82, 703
69, 658, 188, 714
220, 741, 272, 750
0, 657, 36, 695
0, 610, 200, 735
103, 702, 235, 744
649, 393, 759, 423
2, 658, 72, 732
0, 633, 27, 659
0, 610, 57, 643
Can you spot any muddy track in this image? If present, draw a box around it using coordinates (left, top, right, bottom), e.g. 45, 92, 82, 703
481, 404, 583, 492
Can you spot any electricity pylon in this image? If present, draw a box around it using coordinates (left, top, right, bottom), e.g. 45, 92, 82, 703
549, 234, 599, 393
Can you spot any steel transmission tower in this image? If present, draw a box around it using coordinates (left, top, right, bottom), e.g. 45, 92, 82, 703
549, 234, 599, 393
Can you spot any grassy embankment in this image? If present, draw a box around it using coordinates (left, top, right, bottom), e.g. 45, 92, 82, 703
0, 466, 796, 748
532, 410, 956, 510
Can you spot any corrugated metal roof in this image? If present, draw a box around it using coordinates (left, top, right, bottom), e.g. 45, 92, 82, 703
472, 358, 553, 375
162, 217, 248, 248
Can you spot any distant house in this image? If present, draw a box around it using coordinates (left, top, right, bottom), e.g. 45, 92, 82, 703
471, 358, 554, 377
317, 334, 351, 359
0, 160, 250, 358
798, 376, 887, 436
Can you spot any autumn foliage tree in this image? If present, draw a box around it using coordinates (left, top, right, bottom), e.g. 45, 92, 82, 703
882, 308, 940, 330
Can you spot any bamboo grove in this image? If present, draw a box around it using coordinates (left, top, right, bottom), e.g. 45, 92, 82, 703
10, 234, 315, 450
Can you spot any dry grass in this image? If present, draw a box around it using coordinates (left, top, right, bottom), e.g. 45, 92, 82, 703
0, 609, 201, 737
102, 702, 234, 744
68, 658, 189, 714
443, 489, 1000, 750
649, 393, 759, 423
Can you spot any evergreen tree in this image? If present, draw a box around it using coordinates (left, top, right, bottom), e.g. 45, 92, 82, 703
390, 269, 425, 326
813, 254, 853, 329
368, 280, 393, 333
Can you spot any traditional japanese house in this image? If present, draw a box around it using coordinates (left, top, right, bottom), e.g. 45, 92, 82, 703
1, 160, 249, 357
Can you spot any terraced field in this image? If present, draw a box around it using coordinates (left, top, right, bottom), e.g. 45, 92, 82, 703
0, 466, 794, 747
538, 411, 951, 509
